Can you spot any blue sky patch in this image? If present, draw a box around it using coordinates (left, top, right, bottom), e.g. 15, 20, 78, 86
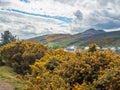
5, 9, 73, 23
20, 0, 30, 3
95, 21, 120, 29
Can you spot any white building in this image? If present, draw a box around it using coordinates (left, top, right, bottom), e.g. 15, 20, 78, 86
64, 45, 77, 52
84, 46, 89, 50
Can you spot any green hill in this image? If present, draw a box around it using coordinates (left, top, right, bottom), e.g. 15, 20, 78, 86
27, 34, 71, 43
27, 29, 120, 48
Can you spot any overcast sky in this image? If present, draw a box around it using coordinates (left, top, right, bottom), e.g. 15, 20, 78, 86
0, 0, 120, 39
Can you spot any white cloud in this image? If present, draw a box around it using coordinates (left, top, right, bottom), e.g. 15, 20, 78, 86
105, 28, 120, 32
0, 0, 120, 39
0, 11, 70, 39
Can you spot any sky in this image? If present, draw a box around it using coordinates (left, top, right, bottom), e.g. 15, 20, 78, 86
0, 0, 120, 39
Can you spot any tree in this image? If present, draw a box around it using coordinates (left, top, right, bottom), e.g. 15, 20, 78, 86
1, 31, 16, 45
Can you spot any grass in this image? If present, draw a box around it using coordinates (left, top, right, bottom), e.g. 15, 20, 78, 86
0, 66, 26, 90
47, 37, 77, 49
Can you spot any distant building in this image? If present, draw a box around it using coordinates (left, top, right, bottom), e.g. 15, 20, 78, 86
84, 46, 89, 50
110, 47, 116, 51
115, 47, 120, 54
117, 47, 120, 50
64, 45, 77, 52
64, 45, 120, 54
102, 47, 108, 50
97, 47, 100, 50
84, 46, 101, 50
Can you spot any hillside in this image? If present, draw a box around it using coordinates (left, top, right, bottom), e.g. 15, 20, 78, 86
27, 34, 71, 43
27, 29, 120, 48
80, 31, 120, 46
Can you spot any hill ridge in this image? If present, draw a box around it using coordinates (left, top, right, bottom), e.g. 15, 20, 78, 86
27, 29, 120, 48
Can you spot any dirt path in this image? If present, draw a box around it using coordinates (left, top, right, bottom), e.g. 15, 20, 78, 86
0, 80, 14, 90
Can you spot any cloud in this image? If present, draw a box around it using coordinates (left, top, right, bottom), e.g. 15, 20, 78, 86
20, 0, 30, 3
0, 0, 120, 39
71, 0, 120, 31
4, 8, 72, 23
74, 10, 83, 22
54, 0, 77, 6
0, 11, 71, 39
0, 0, 11, 6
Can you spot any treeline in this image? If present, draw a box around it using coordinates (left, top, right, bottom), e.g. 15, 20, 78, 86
0, 41, 120, 90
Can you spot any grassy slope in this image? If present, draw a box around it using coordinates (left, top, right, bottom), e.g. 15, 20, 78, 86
80, 31, 120, 46
27, 34, 71, 43
48, 31, 120, 48
0, 66, 26, 90
47, 33, 84, 48
46, 30, 107, 48
27, 30, 120, 48
47, 37, 76, 48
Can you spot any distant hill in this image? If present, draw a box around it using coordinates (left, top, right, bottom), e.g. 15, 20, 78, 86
80, 31, 120, 46
27, 29, 120, 48
80, 28, 105, 36
27, 34, 71, 43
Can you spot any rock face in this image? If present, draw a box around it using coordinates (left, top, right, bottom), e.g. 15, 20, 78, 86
0, 80, 14, 90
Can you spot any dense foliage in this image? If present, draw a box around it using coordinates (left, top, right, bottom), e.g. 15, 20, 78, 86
25, 44, 120, 90
0, 41, 47, 74
0, 42, 120, 90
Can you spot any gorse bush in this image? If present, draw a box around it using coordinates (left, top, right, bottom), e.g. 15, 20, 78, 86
25, 49, 74, 90
0, 42, 120, 90
0, 48, 4, 66
26, 72, 70, 90
25, 44, 120, 90
0, 41, 47, 74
